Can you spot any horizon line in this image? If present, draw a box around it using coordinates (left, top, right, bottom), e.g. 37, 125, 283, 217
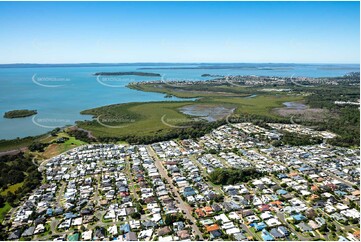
0, 62, 359, 65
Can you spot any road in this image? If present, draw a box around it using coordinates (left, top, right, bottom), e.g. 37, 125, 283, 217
56, 181, 66, 206
93, 174, 101, 206
146, 145, 204, 240
125, 156, 139, 200
240, 223, 261, 241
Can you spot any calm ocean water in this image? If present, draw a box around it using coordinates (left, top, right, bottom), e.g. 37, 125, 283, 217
0, 63, 359, 139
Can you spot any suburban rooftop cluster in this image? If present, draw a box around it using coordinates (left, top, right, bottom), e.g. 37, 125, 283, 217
5, 122, 360, 241
129, 73, 360, 88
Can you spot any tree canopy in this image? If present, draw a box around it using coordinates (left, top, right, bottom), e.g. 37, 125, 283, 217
209, 168, 264, 185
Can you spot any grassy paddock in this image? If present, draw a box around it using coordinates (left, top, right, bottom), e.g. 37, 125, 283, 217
40, 132, 87, 159
1, 182, 24, 196
78, 93, 303, 139
210, 95, 303, 117
0, 202, 12, 222
128, 82, 250, 98
79, 101, 195, 137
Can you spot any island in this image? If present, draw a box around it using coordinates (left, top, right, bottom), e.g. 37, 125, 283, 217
3, 109, 37, 119
93, 71, 161, 77
201, 74, 223, 77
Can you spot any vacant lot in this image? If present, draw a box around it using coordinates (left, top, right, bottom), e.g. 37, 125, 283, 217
39, 132, 87, 159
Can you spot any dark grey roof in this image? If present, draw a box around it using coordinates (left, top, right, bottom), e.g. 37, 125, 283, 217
8, 230, 21, 240
21, 227, 35, 237
270, 228, 283, 238
142, 220, 157, 228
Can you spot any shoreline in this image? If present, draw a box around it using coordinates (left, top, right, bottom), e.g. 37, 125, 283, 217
0, 72, 359, 151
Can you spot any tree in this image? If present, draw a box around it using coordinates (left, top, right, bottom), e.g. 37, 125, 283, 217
50, 127, 61, 136
0, 195, 4, 207
232, 148, 239, 153
209, 168, 264, 185
5, 191, 17, 206
327, 222, 335, 231
164, 214, 174, 226
271, 140, 282, 147
28, 142, 48, 152
136, 203, 144, 214
319, 224, 328, 233
209, 149, 218, 154
130, 212, 141, 219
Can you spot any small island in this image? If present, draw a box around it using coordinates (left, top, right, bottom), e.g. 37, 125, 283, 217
201, 74, 223, 77
94, 71, 161, 77
4, 109, 37, 119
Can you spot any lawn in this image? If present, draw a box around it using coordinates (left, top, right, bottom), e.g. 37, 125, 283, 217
117, 141, 129, 145
0, 202, 12, 222
249, 227, 263, 241
62, 136, 87, 149
1, 182, 24, 196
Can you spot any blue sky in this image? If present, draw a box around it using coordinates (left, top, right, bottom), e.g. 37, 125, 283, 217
0, 1, 359, 64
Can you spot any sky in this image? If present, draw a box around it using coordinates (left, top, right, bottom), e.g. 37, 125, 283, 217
0, 1, 359, 64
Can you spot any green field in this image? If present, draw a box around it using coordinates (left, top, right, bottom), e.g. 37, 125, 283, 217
0, 202, 12, 222
39, 132, 88, 159
129, 82, 251, 98
79, 101, 196, 137
59, 133, 87, 150
1, 182, 24, 196
78, 89, 303, 140
210, 95, 303, 116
